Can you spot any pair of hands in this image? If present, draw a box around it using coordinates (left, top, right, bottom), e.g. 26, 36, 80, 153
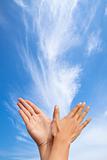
17, 98, 91, 160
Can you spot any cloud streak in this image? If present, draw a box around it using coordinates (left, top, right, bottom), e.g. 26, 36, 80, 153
86, 30, 102, 56
105, 5, 107, 16
12, 0, 101, 114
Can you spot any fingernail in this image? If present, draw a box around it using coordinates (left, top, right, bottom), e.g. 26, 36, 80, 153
55, 105, 59, 109
56, 106, 59, 109
18, 97, 22, 101
87, 106, 90, 109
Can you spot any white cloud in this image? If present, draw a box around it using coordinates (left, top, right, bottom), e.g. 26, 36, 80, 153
36, 0, 79, 61
13, 0, 82, 116
86, 31, 102, 56
12, 0, 101, 115
33, 0, 101, 61
13, 0, 27, 8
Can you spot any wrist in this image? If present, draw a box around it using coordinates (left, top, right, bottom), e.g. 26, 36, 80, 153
38, 141, 52, 155
53, 136, 70, 150
38, 140, 53, 160
54, 135, 70, 147
48, 136, 70, 160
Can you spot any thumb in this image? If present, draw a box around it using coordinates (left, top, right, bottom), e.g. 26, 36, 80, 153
53, 105, 60, 120
53, 105, 60, 131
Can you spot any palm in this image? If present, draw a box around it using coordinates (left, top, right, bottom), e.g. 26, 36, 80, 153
27, 113, 51, 144
17, 98, 52, 145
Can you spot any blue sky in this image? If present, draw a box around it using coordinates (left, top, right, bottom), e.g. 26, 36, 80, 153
0, 0, 107, 160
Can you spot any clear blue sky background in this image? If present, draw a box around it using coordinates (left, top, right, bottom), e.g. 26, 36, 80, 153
0, 1, 107, 160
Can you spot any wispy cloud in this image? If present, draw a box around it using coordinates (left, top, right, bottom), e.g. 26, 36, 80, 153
0, 149, 38, 160
16, 135, 32, 144
13, 0, 83, 116
86, 30, 102, 56
105, 5, 107, 16
12, 0, 101, 114
13, 0, 27, 8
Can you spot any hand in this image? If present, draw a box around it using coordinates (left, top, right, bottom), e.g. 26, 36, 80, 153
17, 98, 52, 146
52, 102, 91, 144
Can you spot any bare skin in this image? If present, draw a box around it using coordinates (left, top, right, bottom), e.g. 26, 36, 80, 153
49, 106, 91, 160
52, 103, 91, 144
17, 98, 52, 160
17, 98, 91, 160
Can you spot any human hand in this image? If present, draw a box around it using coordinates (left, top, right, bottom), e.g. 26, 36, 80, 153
52, 102, 91, 144
17, 98, 52, 146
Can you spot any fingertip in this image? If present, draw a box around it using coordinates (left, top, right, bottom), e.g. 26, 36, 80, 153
86, 118, 92, 126
18, 109, 21, 114
17, 102, 20, 106
18, 97, 22, 101
54, 105, 59, 109
25, 99, 30, 102
55, 106, 60, 115
54, 105, 59, 114
88, 117, 92, 122
83, 102, 86, 105
86, 106, 90, 111
87, 106, 90, 109
18, 97, 25, 102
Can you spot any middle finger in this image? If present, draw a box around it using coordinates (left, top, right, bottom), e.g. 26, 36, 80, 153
74, 102, 86, 120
